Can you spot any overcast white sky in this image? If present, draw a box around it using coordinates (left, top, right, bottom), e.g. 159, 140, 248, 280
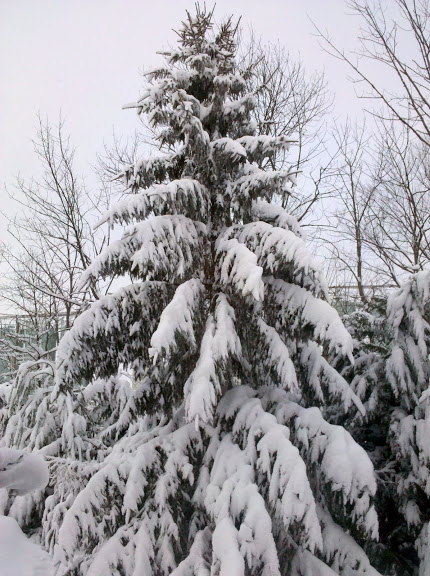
0, 0, 393, 243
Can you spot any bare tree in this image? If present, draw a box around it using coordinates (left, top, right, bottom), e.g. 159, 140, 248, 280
95, 129, 144, 199
0, 115, 111, 379
325, 121, 380, 306
315, 0, 430, 299
326, 118, 430, 307
316, 0, 430, 146
365, 121, 430, 284
238, 30, 334, 224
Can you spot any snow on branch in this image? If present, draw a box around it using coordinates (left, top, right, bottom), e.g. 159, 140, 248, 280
265, 388, 378, 540
210, 137, 247, 164
387, 270, 430, 344
252, 317, 298, 391
386, 344, 419, 399
80, 215, 206, 285
265, 278, 353, 360
4, 360, 56, 452
237, 135, 294, 165
252, 199, 305, 239
417, 523, 430, 576
184, 293, 241, 425
53, 417, 202, 574
300, 341, 365, 415
213, 72, 246, 95
217, 386, 323, 554
133, 79, 210, 152
215, 237, 264, 301
97, 179, 210, 228
231, 165, 296, 205
222, 222, 324, 294
386, 271, 430, 399
169, 527, 211, 575
149, 278, 205, 361
56, 282, 172, 388
291, 549, 338, 576
223, 93, 256, 121
205, 434, 282, 575
317, 507, 383, 576
115, 151, 184, 192
81, 375, 134, 442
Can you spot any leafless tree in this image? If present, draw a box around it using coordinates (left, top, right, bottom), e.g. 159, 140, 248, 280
325, 121, 380, 306
316, 0, 430, 146
95, 129, 144, 199
326, 118, 430, 304
314, 0, 430, 299
238, 30, 334, 224
365, 121, 430, 284
0, 115, 111, 379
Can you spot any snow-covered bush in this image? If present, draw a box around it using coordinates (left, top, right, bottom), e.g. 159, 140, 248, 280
3, 360, 57, 452
0, 446, 49, 495
0, 361, 59, 533
0, 447, 52, 576
44, 6, 380, 575
0, 380, 12, 436
385, 272, 430, 575
333, 272, 430, 575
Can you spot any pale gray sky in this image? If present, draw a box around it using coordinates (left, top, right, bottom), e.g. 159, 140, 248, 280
0, 0, 388, 241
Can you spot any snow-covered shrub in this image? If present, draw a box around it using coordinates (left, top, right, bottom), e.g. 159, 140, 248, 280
0, 380, 12, 437
334, 272, 430, 575
385, 272, 430, 573
0, 447, 52, 576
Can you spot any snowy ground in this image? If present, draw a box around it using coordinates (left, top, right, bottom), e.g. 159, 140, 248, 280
0, 448, 53, 576
0, 515, 53, 576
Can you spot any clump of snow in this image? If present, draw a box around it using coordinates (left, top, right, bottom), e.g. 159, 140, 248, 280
0, 447, 49, 495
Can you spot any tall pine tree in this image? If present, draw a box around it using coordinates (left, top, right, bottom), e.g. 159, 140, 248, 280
45, 7, 381, 575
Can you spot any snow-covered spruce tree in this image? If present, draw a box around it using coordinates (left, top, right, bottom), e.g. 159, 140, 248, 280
382, 272, 430, 575
330, 308, 401, 574
332, 273, 430, 575
48, 7, 381, 575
